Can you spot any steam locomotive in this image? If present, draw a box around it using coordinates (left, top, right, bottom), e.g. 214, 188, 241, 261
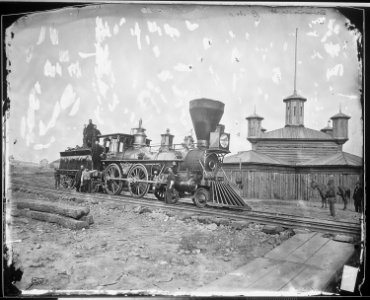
58, 98, 248, 208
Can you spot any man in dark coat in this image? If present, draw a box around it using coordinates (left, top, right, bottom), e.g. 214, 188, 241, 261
86, 119, 95, 147
74, 165, 84, 192
353, 181, 364, 213
54, 168, 60, 189
92, 141, 104, 171
326, 178, 336, 217
337, 186, 351, 210
82, 124, 87, 147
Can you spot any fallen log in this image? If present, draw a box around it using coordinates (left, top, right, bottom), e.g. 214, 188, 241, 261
17, 209, 89, 230
80, 214, 94, 225
16, 200, 90, 219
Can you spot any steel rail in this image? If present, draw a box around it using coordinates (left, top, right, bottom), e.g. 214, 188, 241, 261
9, 179, 359, 226
9, 181, 361, 236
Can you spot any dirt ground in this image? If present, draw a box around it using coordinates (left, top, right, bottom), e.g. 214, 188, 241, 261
5, 165, 362, 295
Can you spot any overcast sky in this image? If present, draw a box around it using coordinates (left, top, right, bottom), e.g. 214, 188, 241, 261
5, 4, 363, 163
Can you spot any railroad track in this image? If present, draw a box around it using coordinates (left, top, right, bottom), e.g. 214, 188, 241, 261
8, 181, 361, 237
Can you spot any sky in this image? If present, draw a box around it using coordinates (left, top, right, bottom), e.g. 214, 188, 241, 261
4, 4, 363, 163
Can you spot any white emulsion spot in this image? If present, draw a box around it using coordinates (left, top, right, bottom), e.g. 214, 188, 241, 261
163, 23, 180, 39
173, 63, 192, 72
69, 97, 81, 116
203, 38, 212, 50
272, 67, 282, 84
324, 42, 341, 58
49, 27, 59, 45
185, 20, 199, 31
60, 84, 78, 110
95, 16, 111, 43
113, 24, 119, 35
326, 64, 344, 80
147, 21, 162, 36
307, 31, 319, 37
59, 50, 70, 62
36, 27, 46, 45
130, 22, 142, 50
44, 60, 61, 77
108, 94, 119, 112
119, 18, 126, 26
311, 50, 323, 59
68, 61, 82, 78
157, 70, 173, 82
153, 46, 160, 57
33, 136, 56, 150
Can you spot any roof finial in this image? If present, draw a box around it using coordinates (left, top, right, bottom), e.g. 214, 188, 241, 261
293, 28, 298, 95
339, 103, 342, 113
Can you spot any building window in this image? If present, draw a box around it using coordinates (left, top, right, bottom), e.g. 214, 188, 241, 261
300, 106, 302, 116
294, 106, 296, 116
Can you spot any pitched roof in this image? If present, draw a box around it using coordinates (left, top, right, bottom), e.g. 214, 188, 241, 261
246, 112, 264, 120
330, 112, 351, 119
259, 126, 334, 140
283, 91, 307, 102
297, 152, 363, 166
224, 150, 288, 165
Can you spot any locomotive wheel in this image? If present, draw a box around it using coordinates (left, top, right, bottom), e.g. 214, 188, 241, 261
128, 164, 149, 198
154, 185, 166, 201
104, 164, 123, 195
61, 176, 69, 189
165, 188, 179, 204
193, 188, 209, 208
61, 175, 74, 189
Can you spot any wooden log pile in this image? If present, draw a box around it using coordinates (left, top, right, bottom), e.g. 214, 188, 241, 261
14, 200, 94, 230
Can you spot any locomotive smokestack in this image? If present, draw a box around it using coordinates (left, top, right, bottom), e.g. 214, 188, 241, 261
189, 98, 225, 148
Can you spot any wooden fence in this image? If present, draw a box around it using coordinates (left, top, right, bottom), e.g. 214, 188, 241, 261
223, 167, 361, 202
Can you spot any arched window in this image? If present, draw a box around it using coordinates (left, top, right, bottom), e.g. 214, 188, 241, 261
300, 106, 303, 116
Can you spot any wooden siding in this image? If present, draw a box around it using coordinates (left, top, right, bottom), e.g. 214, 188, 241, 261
254, 140, 341, 164
224, 166, 361, 201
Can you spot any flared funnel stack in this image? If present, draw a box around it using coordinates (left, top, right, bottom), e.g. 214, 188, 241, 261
189, 98, 225, 148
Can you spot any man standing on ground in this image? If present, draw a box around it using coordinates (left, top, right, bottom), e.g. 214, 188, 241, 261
326, 178, 337, 218
74, 165, 84, 192
81, 167, 92, 193
54, 168, 60, 189
353, 181, 363, 213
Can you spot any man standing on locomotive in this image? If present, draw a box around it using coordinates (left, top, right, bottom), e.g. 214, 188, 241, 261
82, 124, 88, 147
85, 119, 95, 147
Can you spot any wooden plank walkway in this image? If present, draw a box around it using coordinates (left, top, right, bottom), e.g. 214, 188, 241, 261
196, 232, 354, 295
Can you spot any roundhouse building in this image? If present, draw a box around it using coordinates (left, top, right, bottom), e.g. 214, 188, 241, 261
223, 92, 363, 201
